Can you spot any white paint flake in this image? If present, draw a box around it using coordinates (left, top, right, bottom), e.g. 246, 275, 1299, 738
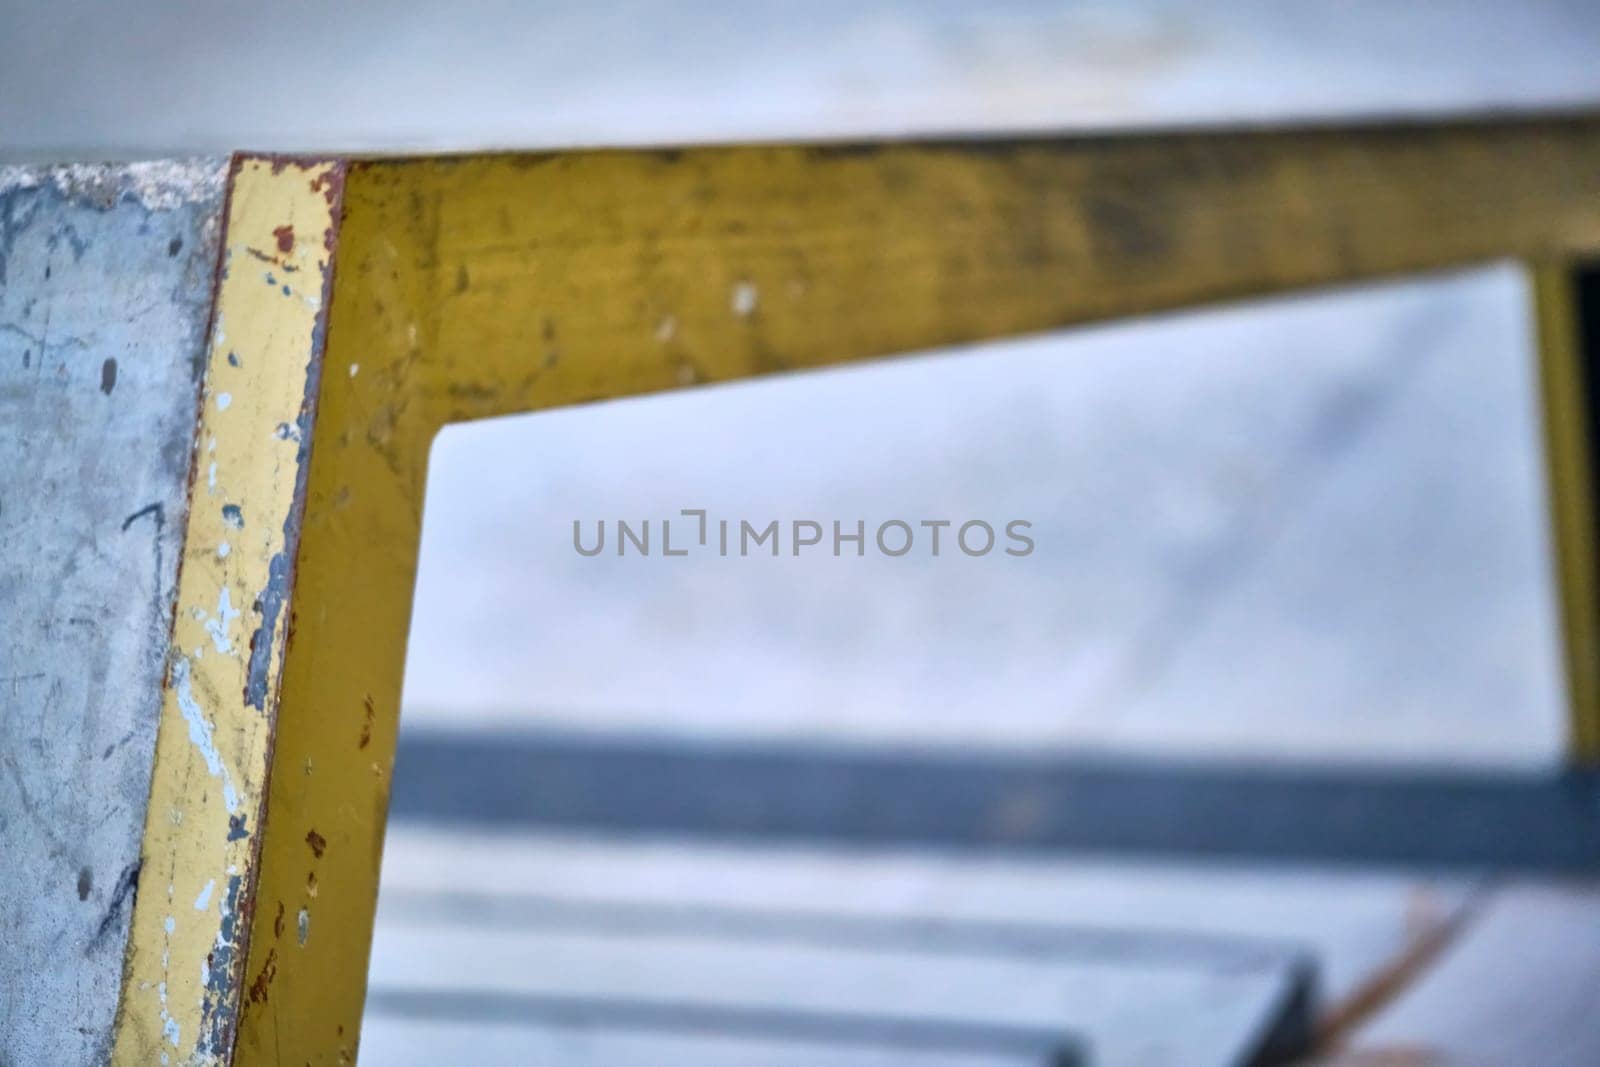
203, 587, 239, 654
158, 980, 180, 1048
170, 657, 240, 814
194, 879, 215, 911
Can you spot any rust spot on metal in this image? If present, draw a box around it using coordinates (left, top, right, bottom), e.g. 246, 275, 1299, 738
359, 695, 374, 749
273, 224, 295, 254
273, 901, 285, 939
305, 829, 327, 859
309, 166, 346, 213
246, 948, 278, 1005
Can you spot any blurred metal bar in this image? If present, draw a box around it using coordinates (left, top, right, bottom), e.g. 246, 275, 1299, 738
389, 730, 1600, 872
1535, 259, 1600, 764
360, 114, 1600, 427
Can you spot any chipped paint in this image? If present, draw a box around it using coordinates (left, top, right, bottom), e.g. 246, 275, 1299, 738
203, 587, 239, 653
112, 157, 342, 1067
169, 659, 240, 815
159, 983, 179, 1048
229, 155, 444, 1065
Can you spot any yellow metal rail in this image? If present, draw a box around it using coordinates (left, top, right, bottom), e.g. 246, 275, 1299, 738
1534, 260, 1600, 762
107, 115, 1600, 1064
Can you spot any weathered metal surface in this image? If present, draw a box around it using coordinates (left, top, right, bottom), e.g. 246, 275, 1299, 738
0, 160, 227, 1065
0, 116, 1591, 1062
222, 114, 1600, 1062
111, 158, 343, 1066
230, 158, 418, 1067
361, 115, 1600, 427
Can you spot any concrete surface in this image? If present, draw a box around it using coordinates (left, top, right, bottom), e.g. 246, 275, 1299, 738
0, 161, 225, 1066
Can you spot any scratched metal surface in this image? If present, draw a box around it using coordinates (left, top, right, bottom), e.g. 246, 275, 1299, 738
0, 161, 226, 1066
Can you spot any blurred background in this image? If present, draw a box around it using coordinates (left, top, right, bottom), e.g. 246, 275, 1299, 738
8, 2, 1600, 1063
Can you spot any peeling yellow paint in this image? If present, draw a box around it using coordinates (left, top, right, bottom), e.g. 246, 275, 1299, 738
113, 157, 342, 1066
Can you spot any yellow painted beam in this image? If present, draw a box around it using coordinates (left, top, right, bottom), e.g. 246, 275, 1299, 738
113, 158, 344, 1065
378, 116, 1600, 426
1533, 261, 1600, 763
112, 115, 1600, 1062
231, 157, 431, 1067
